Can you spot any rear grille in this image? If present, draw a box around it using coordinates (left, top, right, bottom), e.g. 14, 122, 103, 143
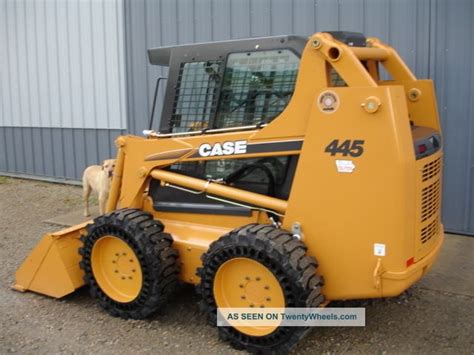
421, 218, 440, 244
418, 156, 442, 248
421, 179, 441, 222
422, 157, 441, 182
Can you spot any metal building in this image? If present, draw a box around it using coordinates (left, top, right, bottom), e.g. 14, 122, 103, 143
1, 0, 473, 235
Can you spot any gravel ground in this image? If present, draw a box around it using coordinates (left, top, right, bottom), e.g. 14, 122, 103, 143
0, 177, 473, 354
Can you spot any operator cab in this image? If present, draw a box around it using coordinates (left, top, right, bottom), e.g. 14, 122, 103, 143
149, 35, 306, 134
146, 33, 441, 217
148, 32, 370, 134
148, 36, 308, 216
148, 32, 441, 161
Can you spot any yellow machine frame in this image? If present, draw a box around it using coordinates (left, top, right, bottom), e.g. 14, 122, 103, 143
14, 32, 443, 302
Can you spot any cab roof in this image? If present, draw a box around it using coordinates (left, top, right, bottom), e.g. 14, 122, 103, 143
148, 35, 308, 66
147, 32, 366, 66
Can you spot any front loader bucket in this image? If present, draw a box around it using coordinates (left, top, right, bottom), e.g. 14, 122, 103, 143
12, 222, 88, 298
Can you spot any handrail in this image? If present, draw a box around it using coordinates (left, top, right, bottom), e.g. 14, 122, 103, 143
368, 37, 416, 81
143, 123, 267, 138
311, 32, 416, 85
351, 47, 389, 61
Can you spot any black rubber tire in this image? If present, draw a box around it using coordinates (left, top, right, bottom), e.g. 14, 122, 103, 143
79, 208, 179, 319
197, 224, 324, 354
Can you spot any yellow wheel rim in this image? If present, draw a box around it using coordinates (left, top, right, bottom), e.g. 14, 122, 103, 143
91, 235, 143, 303
213, 257, 285, 337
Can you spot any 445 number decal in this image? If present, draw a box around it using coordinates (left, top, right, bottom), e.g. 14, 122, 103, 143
324, 139, 365, 157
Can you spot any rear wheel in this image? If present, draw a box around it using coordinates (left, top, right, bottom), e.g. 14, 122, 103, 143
197, 224, 324, 353
79, 208, 179, 319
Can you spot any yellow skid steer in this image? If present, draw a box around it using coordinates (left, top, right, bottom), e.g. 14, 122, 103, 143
13, 32, 444, 352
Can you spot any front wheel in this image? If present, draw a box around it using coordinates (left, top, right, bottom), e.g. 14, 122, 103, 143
79, 208, 179, 319
197, 224, 324, 353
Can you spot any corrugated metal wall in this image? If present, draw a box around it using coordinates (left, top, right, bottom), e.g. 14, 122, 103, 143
0, 0, 126, 181
123, 0, 474, 235
430, 0, 474, 235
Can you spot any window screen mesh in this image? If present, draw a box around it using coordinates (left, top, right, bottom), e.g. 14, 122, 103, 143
215, 50, 299, 128
170, 61, 222, 133
169, 50, 299, 133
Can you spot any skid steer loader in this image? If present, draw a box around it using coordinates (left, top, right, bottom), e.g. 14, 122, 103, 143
13, 32, 444, 353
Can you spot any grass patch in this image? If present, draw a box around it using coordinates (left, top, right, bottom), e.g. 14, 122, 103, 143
0, 176, 10, 184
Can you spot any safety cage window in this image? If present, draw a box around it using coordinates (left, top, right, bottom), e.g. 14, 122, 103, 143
168, 49, 300, 133
215, 49, 299, 128
170, 60, 223, 133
